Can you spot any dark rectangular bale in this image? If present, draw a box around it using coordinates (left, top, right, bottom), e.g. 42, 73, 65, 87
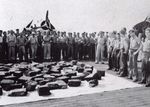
97, 70, 105, 77
37, 85, 51, 96
77, 67, 84, 73
68, 79, 81, 87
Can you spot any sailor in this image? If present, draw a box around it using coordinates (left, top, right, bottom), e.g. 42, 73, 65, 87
78, 33, 84, 60
82, 32, 88, 60
118, 28, 130, 77
37, 31, 43, 62
90, 33, 96, 61
43, 31, 51, 61
112, 33, 121, 71
59, 32, 67, 60
15, 29, 20, 61
139, 27, 150, 87
63, 32, 68, 60
75, 32, 81, 60
25, 30, 31, 61
51, 31, 58, 61
67, 32, 74, 60
7, 30, 16, 62
85, 33, 91, 60
16, 31, 27, 62
0, 30, 3, 61
95, 31, 107, 64
73, 32, 80, 60
2, 31, 8, 61
28, 31, 38, 60
128, 29, 141, 81
107, 31, 116, 69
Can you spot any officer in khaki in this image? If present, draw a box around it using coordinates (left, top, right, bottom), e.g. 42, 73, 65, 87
43, 31, 51, 60
16, 32, 27, 62
7, 30, 16, 61
95, 31, 107, 64
28, 31, 38, 60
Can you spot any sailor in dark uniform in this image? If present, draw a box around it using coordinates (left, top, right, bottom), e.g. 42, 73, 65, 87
37, 31, 43, 62
119, 28, 130, 77
0, 30, 3, 62
67, 32, 74, 60
15, 29, 20, 61
2, 31, 8, 61
89, 33, 96, 61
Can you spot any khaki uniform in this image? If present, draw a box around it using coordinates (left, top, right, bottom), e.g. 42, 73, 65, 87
95, 36, 107, 63
17, 36, 27, 61
43, 35, 51, 60
7, 34, 16, 61
28, 35, 38, 60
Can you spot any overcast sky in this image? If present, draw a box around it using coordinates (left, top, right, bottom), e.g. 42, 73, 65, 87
0, 0, 150, 32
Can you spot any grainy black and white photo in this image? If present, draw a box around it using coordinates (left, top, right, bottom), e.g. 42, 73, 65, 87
0, 0, 150, 107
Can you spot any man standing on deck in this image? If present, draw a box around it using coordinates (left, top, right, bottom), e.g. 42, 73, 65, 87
118, 28, 130, 77
7, 30, 16, 62
16, 31, 27, 62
